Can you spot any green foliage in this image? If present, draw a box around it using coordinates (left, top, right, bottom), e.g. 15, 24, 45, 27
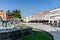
11, 10, 22, 18
7, 10, 11, 14
0, 10, 3, 12
7, 10, 22, 18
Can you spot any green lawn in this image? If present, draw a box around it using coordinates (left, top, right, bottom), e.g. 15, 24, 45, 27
20, 30, 51, 40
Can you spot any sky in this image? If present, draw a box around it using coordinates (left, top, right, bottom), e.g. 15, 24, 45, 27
0, 0, 60, 17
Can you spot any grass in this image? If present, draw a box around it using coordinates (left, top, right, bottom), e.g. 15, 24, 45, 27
20, 30, 51, 40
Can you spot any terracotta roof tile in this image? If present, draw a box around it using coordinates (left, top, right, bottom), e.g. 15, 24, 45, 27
32, 10, 49, 16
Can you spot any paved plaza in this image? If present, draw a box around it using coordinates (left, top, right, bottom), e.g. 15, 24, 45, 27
21, 23, 60, 40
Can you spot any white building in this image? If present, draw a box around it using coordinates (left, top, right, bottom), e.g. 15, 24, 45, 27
22, 10, 49, 22
22, 7, 60, 24
43, 7, 60, 25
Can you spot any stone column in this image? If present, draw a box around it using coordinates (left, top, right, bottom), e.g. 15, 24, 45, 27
51, 20, 54, 26
48, 20, 50, 24
52, 20, 54, 24
57, 20, 59, 27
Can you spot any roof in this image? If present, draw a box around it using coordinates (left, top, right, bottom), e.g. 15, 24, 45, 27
32, 10, 49, 16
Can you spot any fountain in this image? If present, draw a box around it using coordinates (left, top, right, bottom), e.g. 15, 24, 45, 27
0, 12, 32, 40
0, 12, 15, 29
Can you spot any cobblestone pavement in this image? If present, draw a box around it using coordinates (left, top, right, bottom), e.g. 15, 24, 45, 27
21, 23, 60, 40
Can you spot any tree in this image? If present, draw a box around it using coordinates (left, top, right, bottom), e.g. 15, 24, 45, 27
0, 10, 3, 12
7, 10, 11, 14
11, 10, 22, 18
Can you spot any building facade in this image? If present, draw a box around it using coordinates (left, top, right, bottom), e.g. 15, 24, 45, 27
0, 11, 13, 21
22, 7, 60, 26
43, 7, 60, 25
22, 10, 49, 23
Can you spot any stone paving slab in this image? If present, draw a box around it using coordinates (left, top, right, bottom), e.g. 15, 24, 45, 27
21, 23, 60, 40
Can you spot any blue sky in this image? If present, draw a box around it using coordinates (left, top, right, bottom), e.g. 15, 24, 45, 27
0, 0, 60, 17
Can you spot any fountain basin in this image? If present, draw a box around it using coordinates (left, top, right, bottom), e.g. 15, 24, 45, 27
0, 25, 15, 30
0, 26, 32, 40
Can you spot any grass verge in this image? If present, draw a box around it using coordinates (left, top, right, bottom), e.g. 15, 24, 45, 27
20, 30, 51, 40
